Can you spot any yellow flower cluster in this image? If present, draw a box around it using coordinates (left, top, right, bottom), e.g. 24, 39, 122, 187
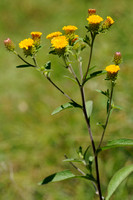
105, 65, 120, 73
46, 32, 62, 39
62, 25, 78, 33
87, 15, 103, 24
31, 32, 42, 39
19, 38, 34, 50
51, 36, 68, 49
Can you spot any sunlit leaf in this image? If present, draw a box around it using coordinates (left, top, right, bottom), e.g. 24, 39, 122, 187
64, 75, 77, 83
51, 102, 82, 115
39, 170, 76, 185
96, 89, 109, 97
85, 100, 93, 118
84, 70, 106, 84
63, 158, 82, 162
106, 165, 133, 200
39, 170, 95, 185
98, 138, 133, 153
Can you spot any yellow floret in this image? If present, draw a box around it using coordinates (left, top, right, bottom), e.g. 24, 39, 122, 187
106, 16, 114, 25
19, 38, 34, 50
46, 32, 62, 39
105, 65, 120, 73
31, 32, 42, 38
62, 25, 78, 33
87, 15, 103, 24
51, 36, 68, 49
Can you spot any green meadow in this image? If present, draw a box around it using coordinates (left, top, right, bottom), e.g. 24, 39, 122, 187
0, 0, 133, 199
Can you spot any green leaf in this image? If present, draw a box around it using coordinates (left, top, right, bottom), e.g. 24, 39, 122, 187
64, 75, 77, 83
39, 170, 95, 185
39, 170, 76, 185
96, 89, 109, 98
16, 64, 32, 68
98, 138, 133, 153
51, 102, 82, 115
106, 165, 133, 200
85, 100, 93, 118
63, 158, 82, 163
112, 104, 123, 110
84, 70, 106, 84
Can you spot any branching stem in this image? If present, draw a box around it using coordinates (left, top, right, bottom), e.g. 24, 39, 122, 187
98, 81, 115, 149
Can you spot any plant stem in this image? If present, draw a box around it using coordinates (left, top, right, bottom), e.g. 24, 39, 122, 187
46, 76, 79, 105
14, 51, 36, 67
80, 86, 103, 200
83, 32, 96, 83
98, 81, 115, 149
62, 56, 81, 87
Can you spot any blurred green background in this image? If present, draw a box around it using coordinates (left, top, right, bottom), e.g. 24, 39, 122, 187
0, 0, 133, 199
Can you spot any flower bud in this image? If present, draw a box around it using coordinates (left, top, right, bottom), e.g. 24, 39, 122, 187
4, 38, 15, 51
113, 52, 122, 65
88, 9, 96, 15
101, 16, 114, 31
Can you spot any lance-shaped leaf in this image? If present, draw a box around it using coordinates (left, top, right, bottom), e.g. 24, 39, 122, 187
84, 70, 106, 84
51, 102, 82, 115
85, 100, 93, 119
98, 138, 133, 153
39, 170, 95, 185
106, 165, 133, 200
16, 64, 32, 68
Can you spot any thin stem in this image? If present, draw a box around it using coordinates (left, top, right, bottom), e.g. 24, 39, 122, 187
78, 56, 83, 82
64, 155, 86, 176
98, 81, 115, 149
32, 55, 38, 68
83, 33, 96, 84
80, 86, 103, 200
14, 51, 36, 67
64, 154, 99, 196
46, 76, 79, 105
63, 56, 81, 87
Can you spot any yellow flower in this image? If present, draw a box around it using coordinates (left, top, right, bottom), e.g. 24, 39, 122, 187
87, 15, 103, 24
51, 36, 68, 49
106, 16, 114, 25
31, 32, 42, 39
46, 32, 62, 39
62, 25, 78, 34
105, 65, 120, 73
105, 64, 120, 80
19, 38, 34, 50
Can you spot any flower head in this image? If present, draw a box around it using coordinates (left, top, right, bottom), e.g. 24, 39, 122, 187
19, 38, 34, 50
51, 36, 68, 49
87, 15, 103, 24
46, 32, 62, 39
87, 15, 103, 32
105, 64, 120, 80
31, 32, 42, 39
4, 38, 15, 51
62, 25, 78, 34
19, 38, 35, 56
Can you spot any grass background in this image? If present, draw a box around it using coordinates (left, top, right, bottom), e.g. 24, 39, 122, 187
0, 0, 133, 199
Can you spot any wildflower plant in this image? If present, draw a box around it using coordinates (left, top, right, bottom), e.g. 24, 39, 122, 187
4, 9, 133, 200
